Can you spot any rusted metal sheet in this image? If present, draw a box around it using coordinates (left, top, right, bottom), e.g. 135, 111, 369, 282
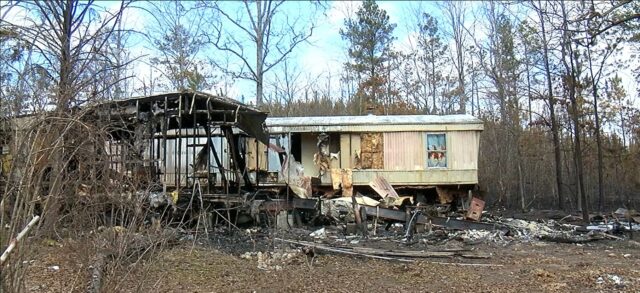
383, 132, 425, 171
466, 197, 485, 221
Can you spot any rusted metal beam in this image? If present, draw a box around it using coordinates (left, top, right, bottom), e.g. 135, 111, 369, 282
259, 198, 319, 212
361, 206, 506, 232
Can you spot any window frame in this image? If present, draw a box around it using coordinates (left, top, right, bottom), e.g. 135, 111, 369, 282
425, 133, 447, 169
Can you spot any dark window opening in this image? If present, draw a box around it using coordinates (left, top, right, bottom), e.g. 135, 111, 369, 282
290, 133, 301, 162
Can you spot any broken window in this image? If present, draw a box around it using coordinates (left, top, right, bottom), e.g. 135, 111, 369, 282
426, 133, 447, 168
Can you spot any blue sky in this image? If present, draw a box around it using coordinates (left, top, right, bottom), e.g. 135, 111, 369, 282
112, 1, 448, 102
2, 0, 637, 106
238, 1, 445, 103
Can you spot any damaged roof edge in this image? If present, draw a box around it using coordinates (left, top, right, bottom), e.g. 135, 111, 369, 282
266, 114, 483, 126
95, 91, 266, 114
265, 114, 484, 132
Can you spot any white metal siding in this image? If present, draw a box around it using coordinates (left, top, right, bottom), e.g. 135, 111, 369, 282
448, 131, 480, 170
383, 132, 425, 171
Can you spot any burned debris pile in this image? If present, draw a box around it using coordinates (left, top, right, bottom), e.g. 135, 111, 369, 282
208, 184, 640, 268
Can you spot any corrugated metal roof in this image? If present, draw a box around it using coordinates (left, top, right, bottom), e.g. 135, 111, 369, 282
266, 114, 482, 127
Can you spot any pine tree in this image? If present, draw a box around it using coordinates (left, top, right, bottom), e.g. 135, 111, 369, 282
340, 0, 396, 114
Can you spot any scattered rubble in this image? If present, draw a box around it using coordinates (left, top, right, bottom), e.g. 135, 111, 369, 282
309, 228, 326, 239
249, 205, 640, 264
596, 274, 626, 289
47, 265, 60, 272
239, 249, 304, 271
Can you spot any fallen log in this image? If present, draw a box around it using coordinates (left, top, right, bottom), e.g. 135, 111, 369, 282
276, 238, 414, 262
88, 253, 106, 293
276, 238, 493, 262
350, 246, 490, 259
351, 247, 456, 258
422, 261, 503, 267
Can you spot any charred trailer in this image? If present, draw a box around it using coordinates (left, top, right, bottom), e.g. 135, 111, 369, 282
86, 91, 277, 225
245, 114, 484, 211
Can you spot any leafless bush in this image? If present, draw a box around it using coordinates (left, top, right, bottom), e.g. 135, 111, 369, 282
1, 109, 174, 292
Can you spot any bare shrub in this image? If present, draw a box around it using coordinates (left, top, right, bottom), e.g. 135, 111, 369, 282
1, 108, 173, 292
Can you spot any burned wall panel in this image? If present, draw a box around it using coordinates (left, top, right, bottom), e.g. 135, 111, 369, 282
359, 133, 383, 169
160, 137, 231, 187
246, 137, 268, 171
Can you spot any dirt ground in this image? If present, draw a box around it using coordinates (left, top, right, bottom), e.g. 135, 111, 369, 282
21, 230, 640, 293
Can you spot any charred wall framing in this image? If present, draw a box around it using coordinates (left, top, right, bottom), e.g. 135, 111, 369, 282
90, 91, 268, 197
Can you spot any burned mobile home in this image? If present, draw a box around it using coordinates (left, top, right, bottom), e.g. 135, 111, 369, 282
92, 95, 485, 225
1, 92, 486, 228
91, 91, 268, 191
87, 91, 324, 224
246, 115, 484, 204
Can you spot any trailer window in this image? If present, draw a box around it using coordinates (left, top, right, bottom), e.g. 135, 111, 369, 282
426, 134, 447, 168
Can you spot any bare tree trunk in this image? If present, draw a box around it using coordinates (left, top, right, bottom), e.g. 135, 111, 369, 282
57, 0, 74, 111
587, 51, 605, 212
431, 52, 437, 114
570, 94, 588, 221
208, 0, 321, 107
592, 77, 604, 212
524, 40, 533, 125
536, 1, 564, 210
518, 156, 525, 211
441, 1, 467, 114
255, 1, 264, 106
560, 0, 588, 222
